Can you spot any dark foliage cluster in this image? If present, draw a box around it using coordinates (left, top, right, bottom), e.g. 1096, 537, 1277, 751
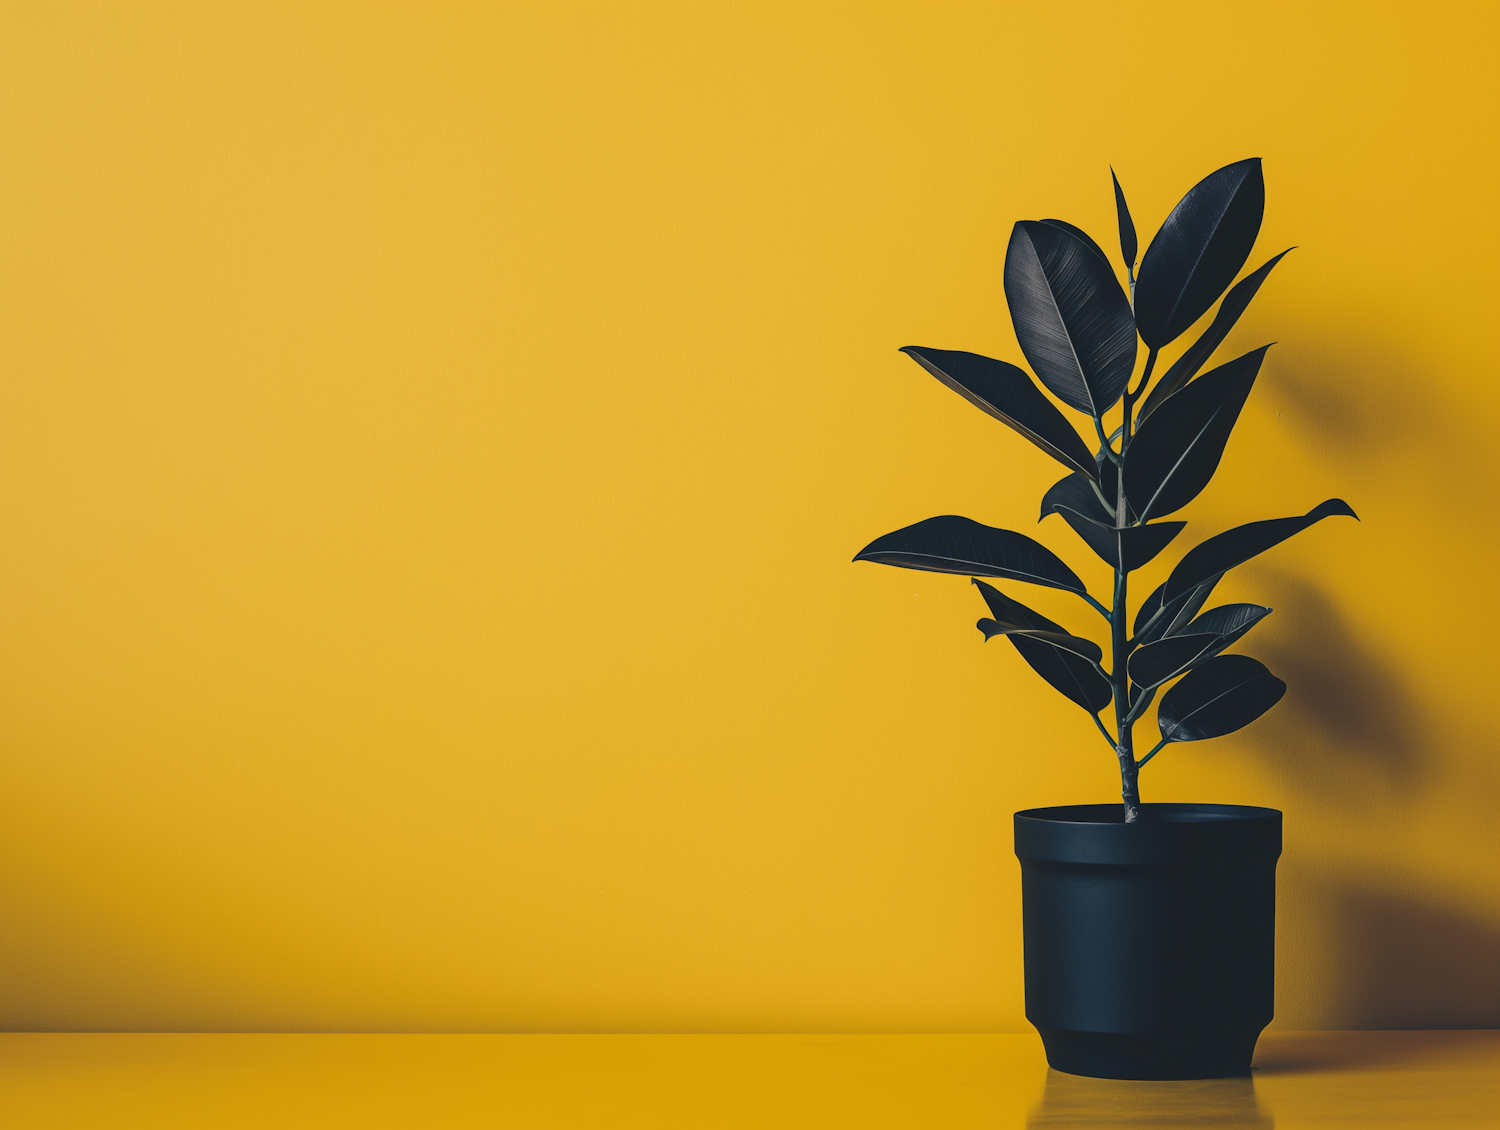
854, 160, 1355, 820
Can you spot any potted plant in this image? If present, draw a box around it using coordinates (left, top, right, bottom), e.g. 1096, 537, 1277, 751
854, 159, 1355, 1080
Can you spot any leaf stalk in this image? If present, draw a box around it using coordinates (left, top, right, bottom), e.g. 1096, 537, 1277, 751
1136, 737, 1169, 769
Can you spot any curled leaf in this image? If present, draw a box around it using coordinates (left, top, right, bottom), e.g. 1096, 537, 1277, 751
973, 580, 1112, 713
977, 619, 1103, 664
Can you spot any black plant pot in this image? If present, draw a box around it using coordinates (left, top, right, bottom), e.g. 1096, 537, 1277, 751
1014, 803, 1282, 1080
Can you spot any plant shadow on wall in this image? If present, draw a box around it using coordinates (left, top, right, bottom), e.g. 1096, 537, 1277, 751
1247, 568, 1422, 797
1243, 335, 1500, 1031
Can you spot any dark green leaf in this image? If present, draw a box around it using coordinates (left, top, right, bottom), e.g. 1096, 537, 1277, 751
1133, 576, 1221, 647
1127, 603, 1271, 690
972, 577, 1066, 631
1157, 654, 1286, 742
1111, 167, 1137, 269
1163, 499, 1359, 604
900, 347, 1096, 478
854, 515, 1087, 593
974, 580, 1112, 713
1004, 220, 1137, 416
1137, 250, 1293, 423
1039, 472, 1114, 525
977, 619, 1103, 664
1135, 159, 1265, 348
1183, 602, 1273, 638
1054, 507, 1185, 572
1011, 635, 1113, 714
1125, 345, 1269, 521
1038, 219, 1112, 271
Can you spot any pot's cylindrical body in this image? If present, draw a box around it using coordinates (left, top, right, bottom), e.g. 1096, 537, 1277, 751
1014, 803, 1282, 1081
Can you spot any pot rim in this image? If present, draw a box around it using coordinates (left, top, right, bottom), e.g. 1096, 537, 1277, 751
1015, 803, 1282, 865
1015, 802, 1281, 826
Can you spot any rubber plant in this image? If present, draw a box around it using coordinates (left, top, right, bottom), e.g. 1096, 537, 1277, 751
854, 159, 1355, 822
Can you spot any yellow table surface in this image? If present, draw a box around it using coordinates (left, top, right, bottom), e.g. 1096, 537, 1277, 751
0, 1031, 1494, 1128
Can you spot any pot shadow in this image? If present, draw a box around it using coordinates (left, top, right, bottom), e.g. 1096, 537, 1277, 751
1253, 1030, 1500, 1078
1330, 888, 1500, 1030
1256, 887, 1500, 1074
1027, 1070, 1270, 1128
1238, 568, 1426, 799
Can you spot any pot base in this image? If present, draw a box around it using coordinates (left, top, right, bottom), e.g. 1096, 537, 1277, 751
1037, 1025, 1263, 1080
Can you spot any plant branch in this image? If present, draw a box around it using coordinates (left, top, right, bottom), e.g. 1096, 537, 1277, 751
1081, 591, 1113, 622
1136, 737, 1169, 769
1123, 688, 1154, 728
1091, 711, 1118, 752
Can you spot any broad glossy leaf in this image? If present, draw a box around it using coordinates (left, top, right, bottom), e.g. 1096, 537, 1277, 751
1137, 250, 1292, 423
1163, 499, 1358, 604
1111, 167, 1137, 270
974, 580, 1112, 713
1125, 345, 1270, 521
1054, 507, 1185, 572
1011, 636, 1113, 714
1157, 654, 1286, 743
1183, 602, 1272, 638
1133, 576, 1221, 647
1135, 159, 1265, 348
1039, 219, 1112, 271
1039, 472, 1114, 525
900, 347, 1096, 478
1004, 220, 1137, 416
855, 515, 1086, 593
1127, 603, 1271, 690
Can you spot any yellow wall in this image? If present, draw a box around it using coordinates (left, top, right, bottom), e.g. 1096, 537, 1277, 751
1, 0, 1496, 1032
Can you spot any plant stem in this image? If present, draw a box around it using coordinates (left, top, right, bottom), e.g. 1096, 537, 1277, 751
1111, 564, 1141, 821
1112, 363, 1146, 822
